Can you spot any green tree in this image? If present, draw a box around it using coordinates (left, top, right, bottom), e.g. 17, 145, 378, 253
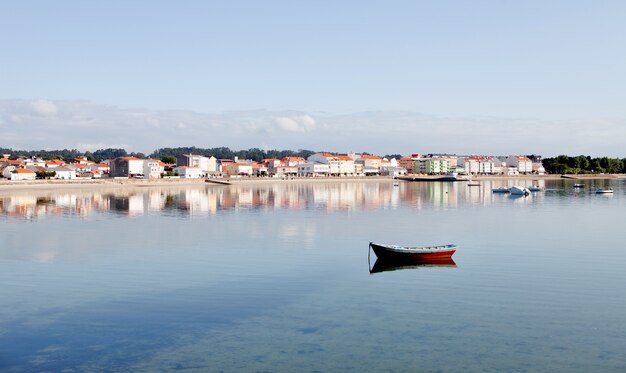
161, 155, 177, 164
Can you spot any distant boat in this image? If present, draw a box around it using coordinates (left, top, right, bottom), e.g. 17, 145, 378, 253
492, 187, 510, 193
509, 186, 530, 196
369, 242, 457, 261
467, 182, 481, 186
595, 188, 614, 194
393, 181, 399, 187
573, 183, 585, 188
528, 185, 544, 192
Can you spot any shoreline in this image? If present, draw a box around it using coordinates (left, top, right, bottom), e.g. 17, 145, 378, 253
0, 174, 623, 193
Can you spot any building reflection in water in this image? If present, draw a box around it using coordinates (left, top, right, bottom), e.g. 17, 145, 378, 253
0, 180, 546, 220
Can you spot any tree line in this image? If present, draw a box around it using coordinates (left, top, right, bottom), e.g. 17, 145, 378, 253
0, 148, 146, 163
149, 147, 315, 163
0, 147, 315, 163
542, 155, 626, 174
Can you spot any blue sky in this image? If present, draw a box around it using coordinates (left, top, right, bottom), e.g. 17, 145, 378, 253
1, 1, 626, 155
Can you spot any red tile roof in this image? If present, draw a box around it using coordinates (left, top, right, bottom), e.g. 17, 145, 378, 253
14, 168, 35, 174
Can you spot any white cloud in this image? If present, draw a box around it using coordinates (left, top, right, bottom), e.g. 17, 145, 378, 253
31, 99, 58, 116
1, 99, 625, 157
275, 115, 316, 133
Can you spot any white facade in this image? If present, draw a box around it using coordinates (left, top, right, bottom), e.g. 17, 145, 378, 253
173, 166, 203, 178
298, 162, 330, 176
307, 153, 340, 174
144, 160, 164, 179
53, 166, 77, 180
223, 163, 253, 176
380, 166, 407, 177
2, 167, 36, 180
508, 156, 533, 174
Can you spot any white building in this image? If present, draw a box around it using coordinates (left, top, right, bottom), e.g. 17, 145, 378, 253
223, 163, 253, 176
298, 162, 330, 177
144, 159, 165, 179
110, 157, 145, 177
176, 154, 217, 174
508, 155, 533, 174
53, 166, 77, 180
459, 156, 495, 175
2, 167, 36, 181
173, 166, 203, 178
379, 166, 407, 177
307, 153, 341, 175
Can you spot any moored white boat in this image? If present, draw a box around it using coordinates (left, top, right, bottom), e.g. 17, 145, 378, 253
528, 185, 544, 192
509, 186, 530, 196
595, 188, 614, 194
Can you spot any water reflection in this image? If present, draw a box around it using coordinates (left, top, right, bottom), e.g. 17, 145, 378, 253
0, 179, 620, 219
369, 257, 457, 274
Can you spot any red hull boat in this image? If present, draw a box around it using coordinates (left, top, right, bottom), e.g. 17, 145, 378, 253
369, 242, 457, 261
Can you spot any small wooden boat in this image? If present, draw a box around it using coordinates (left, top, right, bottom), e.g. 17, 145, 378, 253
595, 188, 614, 194
369, 242, 457, 261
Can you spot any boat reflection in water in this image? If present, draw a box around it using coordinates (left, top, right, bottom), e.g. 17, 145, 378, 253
369, 257, 457, 274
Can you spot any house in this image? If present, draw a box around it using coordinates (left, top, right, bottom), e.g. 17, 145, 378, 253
458, 156, 495, 175
508, 155, 533, 174
356, 154, 383, 169
2, 167, 36, 181
45, 159, 65, 168
356, 155, 383, 175
173, 166, 203, 178
415, 158, 450, 174
90, 163, 110, 173
24, 157, 46, 167
71, 156, 93, 165
272, 165, 298, 177
217, 159, 234, 174
176, 154, 217, 174
379, 166, 407, 177
307, 153, 357, 176
252, 163, 269, 177
223, 163, 253, 176
398, 155, 422, 173
297, 162, 331, 177
281, 156, 306, 167
144, 159, 165, 179
110, 157, 145, 177
336, 155, 357, 175
52, 166, 77, 180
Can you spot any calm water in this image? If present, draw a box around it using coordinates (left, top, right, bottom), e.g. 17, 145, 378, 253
1, 179, 625, 372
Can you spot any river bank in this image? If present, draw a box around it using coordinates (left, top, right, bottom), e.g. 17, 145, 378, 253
0, 174, 623, 192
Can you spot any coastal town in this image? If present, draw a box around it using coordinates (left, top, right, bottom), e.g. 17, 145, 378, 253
0, 152, 546, 181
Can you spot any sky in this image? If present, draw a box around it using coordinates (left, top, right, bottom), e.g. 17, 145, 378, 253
1, 1, 626, 156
